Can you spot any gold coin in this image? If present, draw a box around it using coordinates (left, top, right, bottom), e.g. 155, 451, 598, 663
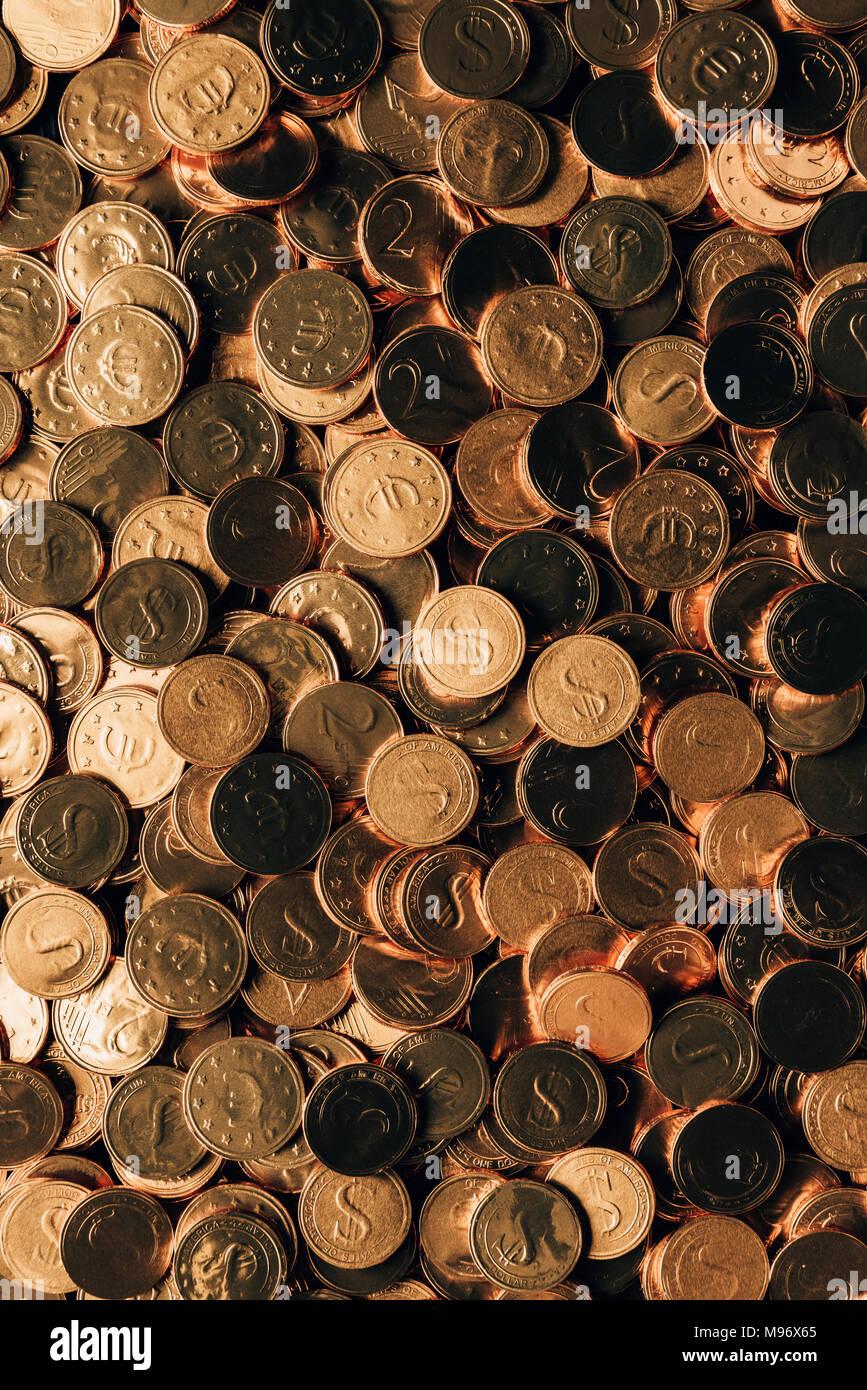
0, 682, 52, 794
59, 58, 171, 178
487, 115, 589, 229
612, 335, 716, 445
56, 201, 174, 309
284, 682, 402, 798
15, 347, 99, 442
82, 266, 200, 358
0, 888, 110, 999
112, 495, 229, 600
0, 1179, 88, 1293
699, 791, 811, 896
480, 286, 602, 407
139, 798, 243, 898
0, 135, 82, 252
258, 356, 374, 427
270, 570, 385, 679
538, 968, 653, 1062
653, 693, 765, 801
52, 958, 168, 1076
149, 36, 269, 155
323, 437, 452, 558
299, 1167, 412, 1270
157, 654, 269, 766
242, 962, 353, 1029
66, 305, 184, 427
183, 1037, 304, 1159
365, 733, 479, 846
803, 1063, 867, 1170
126, 894, 247, 1019
547, 1148, 654, 1259
67, 687, 185, 809
2, 0, 120, 70
0, 59, 48, 136
528, 634, 640, 747
10, 608, 102, 715
253, 269, 373, 391
225, 616, 338, 733
436, 100, 548, 207
0, 254, 67, 372
414, 586, 525, 698
482, 842, 594, 951
358, 174, 473, 295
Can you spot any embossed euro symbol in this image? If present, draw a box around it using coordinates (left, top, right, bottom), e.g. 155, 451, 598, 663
497, 1209, 536, 1266
35, 804, 99, 861
99, 725, 154, 772
561, 667, 608, 723
281, 908, 317, 958
89, 102, 134, 134
99, 340, 141, 397
786, 618, 835, 664
642, 504, 696, 550
187, 678, 242, 735
602, 96, 639, 144
590, 224, 641, 281
799, 50, 836, 96
24, 922, 84, 972
692, 44, 743, 94
291, 309, 335, 356
180, 67, 235, 117
243, 789, 289, 836
639, 371, 698, 407
205, 417, 245, 464
525, 868, 566, 926
206, 250, 259, 295
364, 473, 419, 516
532, 320, 567, 369
529, 1071, 565, 1127
159, 928, 207, 984
333, 1180, 371, 1243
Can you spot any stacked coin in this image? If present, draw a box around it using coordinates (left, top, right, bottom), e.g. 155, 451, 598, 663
2, 0, 867, 1304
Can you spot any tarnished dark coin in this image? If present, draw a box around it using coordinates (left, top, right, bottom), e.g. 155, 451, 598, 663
701, 323, 812, 429
383, 1028, 490, 1151
753, 960, 866, 1073
788, 726, 867, 835
766, 582, 867, 695
441, 224, 558, 339
518, 737, 637, 845
521, 401, 640, 520
206, 478, 317, 588
775, 835, 867, 948
644, 996, 761, 1109
571, 72, 677, 178
492, 1040, 605, 1157
16, 774, 128, 888
95, 558, 208, 668
561, 198, 672, 309
60, 1189, 172, 1300
163, 384, 284, 499
210, 753, 332, 875
303, 1062, 417, 1175
671, 1103, 784, 1215
0, 500, 102, 606
261, 0, 382, 97
247, 873, 356, 981
477, 529, 598, 647
50, 427, 170, 536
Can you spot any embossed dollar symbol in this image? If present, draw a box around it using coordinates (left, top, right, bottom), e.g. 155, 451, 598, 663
561, 668, 608, 723
130, 586, 178, 643
671, 1031, 731, 1068
436, 871, 474, 930
848, 310, 867, 358
697, 1243, 739, 1297
334, 1181, 372, 1243
23, 923, 84, 972
630, 849, 669, 906
806, 865, 849, 920
586, 1169, 621, 1233
529, 1071, 565, 1126
454, 14, 493, 72
601, 0, 640, 46
280, 908, 317, 958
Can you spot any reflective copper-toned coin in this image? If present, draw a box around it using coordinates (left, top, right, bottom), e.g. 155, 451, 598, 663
561, 198, 672, 310
271, 570, 385, 679
67, 687, 184, 810
0, 500, 101, 608
437, 100, 548, 207
163, 384, 283, 499
60, 1188, 172, 1300
803, 1062, 867, 1171
383, 1027, 489, 1149
126, 894, 247, 1020
469, 1178, 580, 1291
374, 326, 492, 445
365, 733, 478, 846
539, 968, 652, 1063
281, 147, 390, 265
247, 872, 356, 982
314, 816, 398, 935
16, 774, 128, 889
571, 72, 676, 179
481, 286, 602, 408
645, 995, 761, 1109
699, 792, 810, 896
173, 1211, 286, 1302
528, 634, 640, 747
0, 1061, 63, 1167
95, 558, 207, 669
323, 435, 452, 557
299, 1166, 411, 1271
548, 1147, 655, 1261
418, 0, 529, 98
177, 213, 285, 335
229, 617, 339, 735
149, 35, 269, 155
206, 478, 317, 588
399, 844, 494, 956
157, 654, 269, 766
0, 136, 82, 253
610, 471, 729, 592
653, 693, 765, 801
612, 336, 715, 445
52, 958, 167, 1077
284, 683, 401, 799
351, 937, 472, 1028
482, 842, 593, 952
649, 1215, 769, 1301
592, 823, 701, 932
139, 799, 243, 898
103, 1066, 206, 1181
184, 1037, 304, 1160
304, 1062, 417, 1175
493, 1040, 605, 1157
253, 269, 373, 392
0, 888, 110, 1000
51, 427, 170, 537
521, 400, 639, 521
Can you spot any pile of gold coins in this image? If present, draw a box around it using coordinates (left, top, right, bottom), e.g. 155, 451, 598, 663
3, 0, 867, 1303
